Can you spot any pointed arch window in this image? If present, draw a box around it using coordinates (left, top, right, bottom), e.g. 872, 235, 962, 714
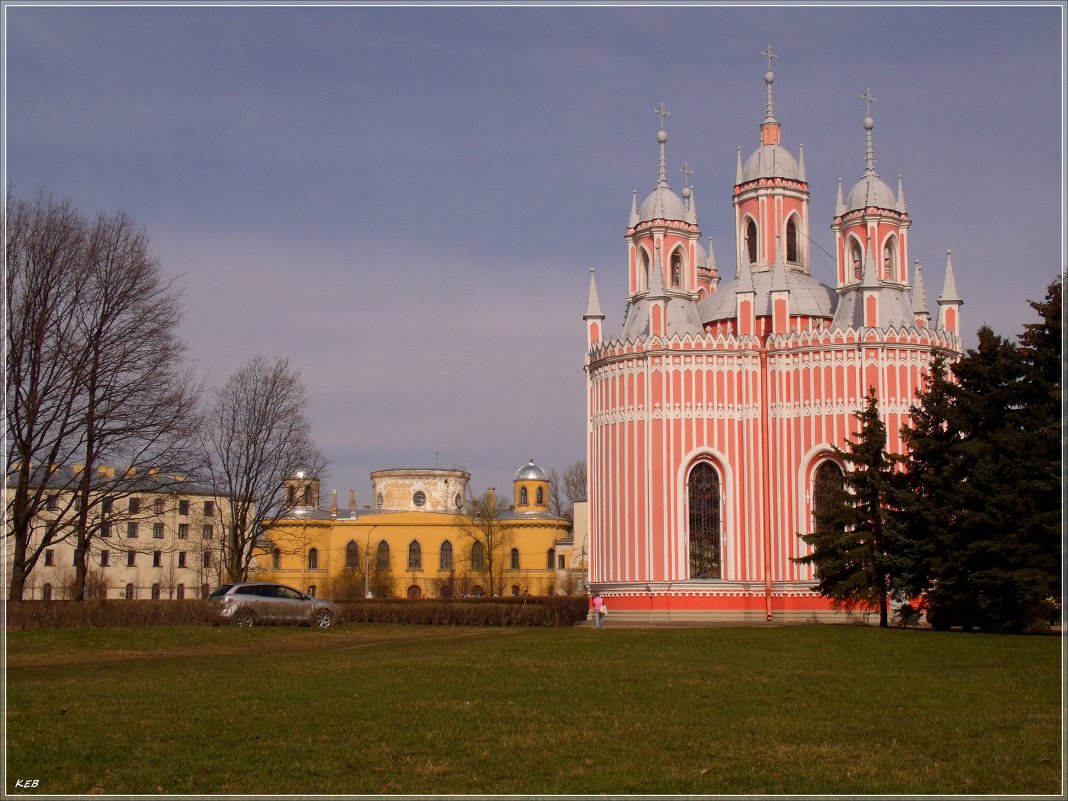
307, 547, 318, 570
850, 240, 864, 280
688, 462, 721, 579
786, 217, 799, 263
882, 238, 896, 281
440, 540, 453, 570
536, 487, 543, 505
377, 540, 390, 571
638, 248, 651, 292
510, 547, 520, 570
408, 540, 422, 570
520, 487, 528, 505
813, 461, 845, 534
471, 541, 486, 571
345, 540, 359, 570
671, 250, 682, 287
745, 220, 758, 264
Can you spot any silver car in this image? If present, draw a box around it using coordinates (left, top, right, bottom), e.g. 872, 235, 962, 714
208, 582, 338, 628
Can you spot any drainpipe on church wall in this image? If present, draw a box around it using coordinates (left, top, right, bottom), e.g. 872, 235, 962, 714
759, 341, 773, 621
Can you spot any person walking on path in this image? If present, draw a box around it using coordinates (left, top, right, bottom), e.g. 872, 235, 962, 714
592, 592, 607, 629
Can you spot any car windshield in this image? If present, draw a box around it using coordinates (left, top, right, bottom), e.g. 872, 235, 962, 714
208, 585, 233, 598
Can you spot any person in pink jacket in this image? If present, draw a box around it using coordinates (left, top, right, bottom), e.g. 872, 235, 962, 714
591, 592, 607, 629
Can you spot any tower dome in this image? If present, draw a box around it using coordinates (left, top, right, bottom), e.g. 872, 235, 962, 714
514, 459, 548, 482
513, 459, 550, 513
842, 100, 903, 214
635, 107, 691, 225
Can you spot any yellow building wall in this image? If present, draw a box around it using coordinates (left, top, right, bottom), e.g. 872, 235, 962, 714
256, 510, 578, 599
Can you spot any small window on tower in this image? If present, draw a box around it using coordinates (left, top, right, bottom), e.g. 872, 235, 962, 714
786, 218, 799, 264
883, 241, 895, 281
851, 242, 863, 280
745, 220, 758, 264
671, 251, 682, 287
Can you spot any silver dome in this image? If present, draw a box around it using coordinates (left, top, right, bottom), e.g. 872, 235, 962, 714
514, 459, 548, 482
741, 144, 802, 182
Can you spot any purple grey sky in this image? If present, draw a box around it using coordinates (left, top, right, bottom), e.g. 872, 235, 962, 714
5, 3, 1063, 502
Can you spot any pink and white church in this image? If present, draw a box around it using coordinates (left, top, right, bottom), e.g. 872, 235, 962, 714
583, 55, 963, 621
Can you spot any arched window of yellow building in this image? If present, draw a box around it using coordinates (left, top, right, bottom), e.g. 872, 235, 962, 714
440, 540, 453, 570
307, 548, 318, 570
547, 548, 555, 569
377, 541, 390, 570
408, 540, 421, 570
511, 584, 520, 596
471, 541, 485, 570
520, 487, 528, 505
510, 548, 520, 569
536, 487, 544, 505
345, 540, 359, 570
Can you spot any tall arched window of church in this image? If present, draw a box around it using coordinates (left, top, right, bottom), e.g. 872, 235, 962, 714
786, 218, 799, 263
671, 251, 682, 287
687, 462, 721, 579
639, 249, 650, 291
745, 221, 758, 264
883, 242, 894, 280
813, 461, 844, 534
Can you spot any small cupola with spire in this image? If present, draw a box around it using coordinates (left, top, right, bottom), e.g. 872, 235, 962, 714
733, 45, 811, 277
833, 88, 911, 290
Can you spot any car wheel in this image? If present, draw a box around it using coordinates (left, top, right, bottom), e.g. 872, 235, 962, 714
234, 608, 256, 627
312, 609, 333, 629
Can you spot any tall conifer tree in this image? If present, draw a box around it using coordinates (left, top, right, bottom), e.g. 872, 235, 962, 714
795, 388, 896, 627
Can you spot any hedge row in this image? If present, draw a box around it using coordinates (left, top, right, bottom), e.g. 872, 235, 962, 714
6, 596, 591, 629
333, 596, 590, 627
7, 599, 218, 629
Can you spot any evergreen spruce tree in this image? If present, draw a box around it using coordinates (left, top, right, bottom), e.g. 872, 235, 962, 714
896, 281, 1062, 633
795, 388, 896, 627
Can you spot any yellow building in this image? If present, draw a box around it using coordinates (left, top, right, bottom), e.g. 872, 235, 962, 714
257, 460, 581, 599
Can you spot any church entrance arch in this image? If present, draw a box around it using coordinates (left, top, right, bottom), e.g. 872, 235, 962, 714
407, 585, 422, 599
687, 461, 722, 579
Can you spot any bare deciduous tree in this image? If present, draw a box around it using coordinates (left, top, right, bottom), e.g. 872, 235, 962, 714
547, 460, 587, 519
6, 193, 201, 600
459, 489, 513, 596
204, 355, 326, 583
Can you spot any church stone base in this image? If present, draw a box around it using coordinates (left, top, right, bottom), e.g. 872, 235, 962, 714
590, 581, 877, 626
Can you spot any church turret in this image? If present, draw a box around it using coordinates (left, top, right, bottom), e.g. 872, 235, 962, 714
937, 250, 963, 336
832, 88, 912, 290
619, 103, 703, 341
584, 268, 605, 346
911, 259, 931, 327
734, 46, 811, 277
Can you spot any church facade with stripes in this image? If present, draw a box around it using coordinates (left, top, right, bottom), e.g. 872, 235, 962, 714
583, 57, 963, 621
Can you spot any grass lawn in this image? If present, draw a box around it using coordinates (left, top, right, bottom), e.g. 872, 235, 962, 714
4, 623, 1062, 795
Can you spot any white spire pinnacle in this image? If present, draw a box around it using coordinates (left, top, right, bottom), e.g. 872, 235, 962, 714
798, 143, 806, 182
629, 189, 639, 227
861, 233, 880, 288
736, 147, 744, 184
896, 174, 907, 212
911, 260, 930, 318
835, 178, 845, 216
771, 235, 789, 293
584, 268, 605, 320
939, 250, 961, 302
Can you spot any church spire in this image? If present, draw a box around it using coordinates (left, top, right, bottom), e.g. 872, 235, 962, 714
762, 44, 778, 123
911, 259, 930, 326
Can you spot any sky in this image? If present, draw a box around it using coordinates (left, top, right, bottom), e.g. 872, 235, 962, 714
4, 2, 1064, 503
